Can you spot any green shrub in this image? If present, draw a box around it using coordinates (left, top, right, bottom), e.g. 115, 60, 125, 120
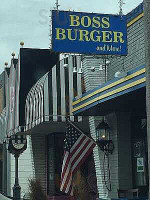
28, 179, 48, 200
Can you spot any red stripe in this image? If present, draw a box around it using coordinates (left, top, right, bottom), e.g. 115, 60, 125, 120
70, 135, 86, 155
60, 152, 70, 183
60, 165, 70, 187
72, 143, 96, 174
68, 183, 73, 196
62, 165, 72, 190
61, 164, 72, 193
71, 139, 91, 167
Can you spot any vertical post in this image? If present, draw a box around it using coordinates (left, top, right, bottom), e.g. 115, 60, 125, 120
13, 153, 21, 200
104, 59, 107, 82
119, 0, 124, 15
144, 0, 150, 197
2, 143, 7, 194
55, 0, 60, 10
47, 135, 55, 195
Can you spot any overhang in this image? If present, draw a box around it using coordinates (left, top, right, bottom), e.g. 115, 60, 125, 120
22, 55, 90, 135
72, 65, 146, 116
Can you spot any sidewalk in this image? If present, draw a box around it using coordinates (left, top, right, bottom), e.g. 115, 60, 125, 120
0, 193, 12, 200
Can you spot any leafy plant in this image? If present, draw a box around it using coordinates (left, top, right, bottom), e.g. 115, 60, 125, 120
28, 178, 48, 200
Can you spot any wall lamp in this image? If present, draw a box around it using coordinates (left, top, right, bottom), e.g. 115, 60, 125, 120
73, 67, 77, 73
114, 71, 127, 78
90, 66, 95, 72
63, 55, 69, 68
78, 67, 83, 74
96, 118, 114, 154
99, 60, 111, 70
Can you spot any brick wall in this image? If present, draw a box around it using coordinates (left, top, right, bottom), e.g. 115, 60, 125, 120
107, 5, 144, 80
82, 57, 108, 198
106, 113, 132, 198
89, 116, 108, 198
82, 56, 106, 91
31, 134, 47, 192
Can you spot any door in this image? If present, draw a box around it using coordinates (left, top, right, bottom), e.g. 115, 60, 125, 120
131, 118, 148, 197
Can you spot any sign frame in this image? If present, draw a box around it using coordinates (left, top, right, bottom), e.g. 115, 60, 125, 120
51, 10, 127, 56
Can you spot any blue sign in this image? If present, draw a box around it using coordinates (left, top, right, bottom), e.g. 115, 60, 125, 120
52, 10, 127, 55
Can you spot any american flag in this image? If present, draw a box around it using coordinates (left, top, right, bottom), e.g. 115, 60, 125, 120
60, 120, 96, 196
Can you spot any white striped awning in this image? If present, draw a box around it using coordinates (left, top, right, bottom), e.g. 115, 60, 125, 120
25, 73, 46, 131
0, 107, 7, 143
25, 55, 83, 132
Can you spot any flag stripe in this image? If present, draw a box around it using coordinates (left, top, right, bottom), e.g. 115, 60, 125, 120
65, 171, 72, 193
70, 134, 86, 155
61, 163, 72, 192
61, 160, 71, 188
71, 138, 91, 167
72, 140, 95, 172
61, 152, 70, 177
60, 153, 71, 187
68, 183, 73, 196
72, 142, 96, 174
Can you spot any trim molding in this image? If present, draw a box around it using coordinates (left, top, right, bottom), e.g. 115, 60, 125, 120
127, 13, 143, 27
73, 68, 145, 106
72, 65, 146, 114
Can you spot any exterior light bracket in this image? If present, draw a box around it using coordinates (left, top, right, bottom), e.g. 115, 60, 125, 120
96, 139, 114, 154
96, 118, 114, 154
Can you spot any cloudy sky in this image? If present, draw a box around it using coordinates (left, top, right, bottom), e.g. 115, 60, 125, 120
0, 0, 143, 74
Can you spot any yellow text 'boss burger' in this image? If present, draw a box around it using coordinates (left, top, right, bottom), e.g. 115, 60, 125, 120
55, 15, 125, 43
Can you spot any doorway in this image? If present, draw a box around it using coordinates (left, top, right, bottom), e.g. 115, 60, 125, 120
131, 117, 148, 197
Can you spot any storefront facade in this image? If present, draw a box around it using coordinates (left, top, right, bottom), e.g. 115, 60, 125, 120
0, 48, 101, 199
73, 3, 148, 199
0, 2, 148, 200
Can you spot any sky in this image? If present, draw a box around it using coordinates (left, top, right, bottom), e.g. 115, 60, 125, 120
0, 0, 143, 74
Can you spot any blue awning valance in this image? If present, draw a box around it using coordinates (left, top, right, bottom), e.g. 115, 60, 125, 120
72, 65, 146, 116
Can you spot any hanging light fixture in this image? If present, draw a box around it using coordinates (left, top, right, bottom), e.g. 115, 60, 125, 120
96, 118, 114, 154
73, 67, 77, 73
64, 55, 68, 68
78, 67, 83, 74
99, 64, 103, 71
90, 66, 95, 72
